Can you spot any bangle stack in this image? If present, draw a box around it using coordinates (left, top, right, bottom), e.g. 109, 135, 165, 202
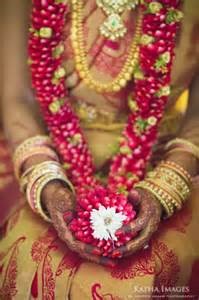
13, 136, 75, 222
13, 135, 59, 179
135, 160, 192, 218
26, 163, 74, 222
166, 138, 199, 162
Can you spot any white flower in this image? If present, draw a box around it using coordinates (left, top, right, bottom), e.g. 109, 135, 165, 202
90, 205, 126, 241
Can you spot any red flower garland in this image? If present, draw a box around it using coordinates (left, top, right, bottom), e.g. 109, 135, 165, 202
28, 0, 182, 257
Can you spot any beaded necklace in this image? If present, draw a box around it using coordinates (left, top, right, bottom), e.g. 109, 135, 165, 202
71, 0, 142, 93
29, 0, 183, 257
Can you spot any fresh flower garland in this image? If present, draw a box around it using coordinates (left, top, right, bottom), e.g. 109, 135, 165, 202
28, 0, 183, 257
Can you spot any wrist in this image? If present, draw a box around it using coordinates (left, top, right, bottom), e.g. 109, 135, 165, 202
41, 180, 63, 209
22, 154, 53, 172
165, 151, 198, 177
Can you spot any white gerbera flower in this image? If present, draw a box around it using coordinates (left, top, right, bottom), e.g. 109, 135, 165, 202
90, 205, 126, 241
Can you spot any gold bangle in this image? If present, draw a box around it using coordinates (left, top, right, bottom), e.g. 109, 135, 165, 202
20, 165, 36, 192
20, 160, 64, 192
32, 173, 73, 222
26, 170, 75, 222
32, 161, 75, 193
135, 159, 193, 218
14, 146, 59, 179
166, 138, 199, 161
145, 178, 183, 210
135, 181, 174, 218
13, 135, 52, 162
26, 161, 67, 196
148, 167, 190, 202
159, 160, 192, 186
165, 147, 199, 160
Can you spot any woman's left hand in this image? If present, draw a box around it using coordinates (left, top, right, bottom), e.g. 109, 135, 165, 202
112, 189, 162, 258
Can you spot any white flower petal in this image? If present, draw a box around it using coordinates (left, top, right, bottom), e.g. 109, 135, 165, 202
90, 205, 127, 241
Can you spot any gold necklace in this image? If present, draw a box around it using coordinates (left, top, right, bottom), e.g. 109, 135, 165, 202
71, 0, 142, 93
97, 0, 139, 40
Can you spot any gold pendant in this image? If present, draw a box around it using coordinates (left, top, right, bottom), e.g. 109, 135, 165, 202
97, 0, 139, 40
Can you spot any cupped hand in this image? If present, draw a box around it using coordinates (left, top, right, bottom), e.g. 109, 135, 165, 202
23, 156, 162, 263
42, 180, 117, 267
23, 155, 116, 267
112, 188, 162, 258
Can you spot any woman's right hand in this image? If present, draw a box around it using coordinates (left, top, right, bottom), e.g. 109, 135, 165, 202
23, 155, 116, 267
42, 181, 116, 267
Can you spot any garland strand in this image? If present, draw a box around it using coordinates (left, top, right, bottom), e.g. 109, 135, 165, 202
28, 0, 183, 256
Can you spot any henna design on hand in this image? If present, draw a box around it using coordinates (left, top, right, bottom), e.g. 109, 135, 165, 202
116, 189, 154, 237
112, 189, 162, 258
46, 184, 116, 267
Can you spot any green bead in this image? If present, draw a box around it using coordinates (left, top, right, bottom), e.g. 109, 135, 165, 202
62, 163, 71, 170
54, 67, 66, 79
156, 85, 171, 97
134, 118, 148, 134
147, 116, 157, 126
39, 27, 53, 38
161, 52, 171, 64
120, 145, 132, 155
49, 98, 65, 113
166, 9, 184, 24
140, 34, 155, 45
52, 44, 65, 58
148, 2, 163, 14
128, 96, 139, 111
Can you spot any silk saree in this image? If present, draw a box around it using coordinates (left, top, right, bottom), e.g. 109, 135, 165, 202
1, 0, 199, 298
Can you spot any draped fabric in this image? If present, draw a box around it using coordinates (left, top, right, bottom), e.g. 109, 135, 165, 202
1, 1, 199, 297
0, 96, 199, 299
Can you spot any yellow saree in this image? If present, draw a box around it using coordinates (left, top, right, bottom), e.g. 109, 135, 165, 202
1, 0, 199, 297
0, 92, 199, 299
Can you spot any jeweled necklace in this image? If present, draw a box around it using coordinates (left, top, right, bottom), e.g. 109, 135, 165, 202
96, 0, 139, 40
71, 0, 142, 93
29, 0, 183, 257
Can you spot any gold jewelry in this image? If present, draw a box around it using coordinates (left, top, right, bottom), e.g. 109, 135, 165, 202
148, 166, 190, 203
26, 160, 71, 195
13, 135, 51, 162
146, 178, 183, 210
26, 160, 75, 195
159, 160, 192, 186
14, 146, 59, 180
20, 160, 64, 192
135, 180, 174, 218
13, 135, 55, 179
166, 138, 199, 161
20, 165, 36, 192
25, 162, 75, 222
96, 0, 139, 40
32, 172, 74, 222
71, 0, 142, 93
135, 160, 192, 218
165, 147, 199, 160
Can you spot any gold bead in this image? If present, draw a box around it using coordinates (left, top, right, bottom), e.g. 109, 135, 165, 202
76, 63, 83, 71
112, 85, 121, 92
69, 0, 143, 93
119, 78, 127, 87
124, 72, 132, 80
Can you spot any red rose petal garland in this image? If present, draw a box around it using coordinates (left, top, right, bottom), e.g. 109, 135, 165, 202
28, 0, 183, 257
